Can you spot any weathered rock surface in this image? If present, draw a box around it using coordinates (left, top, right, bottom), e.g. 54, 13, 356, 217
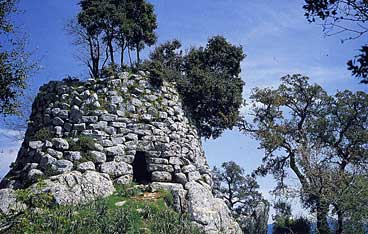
185, 182, 242, 234
237, 201, 270, 234
0, 72, 241, 233
34, 171, 115, 205
0, 189, 26, 215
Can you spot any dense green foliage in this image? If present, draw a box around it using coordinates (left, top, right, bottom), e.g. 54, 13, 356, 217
145, 36, 245, 139
347, 45, 368, 84
0, 184, 204, 234
213, 161, 268, 234
67, 135, 96, 152
303, 0, 368, 84
71, 2, 244, 139
272, 201, 311, 234
73, 0, 157, 78
31, 128, 54, 141
0, 0, 35, 116
273, 216, 311, 234
241, 74, 368, 234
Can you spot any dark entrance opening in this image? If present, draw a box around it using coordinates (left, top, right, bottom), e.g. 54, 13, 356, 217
132, 151, 151, 184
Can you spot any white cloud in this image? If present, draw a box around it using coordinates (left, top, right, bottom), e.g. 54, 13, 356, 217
0, 128, 25, 139
0, 146, 20, 180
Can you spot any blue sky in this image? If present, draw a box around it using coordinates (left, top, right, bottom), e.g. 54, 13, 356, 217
0, 0, 367, 223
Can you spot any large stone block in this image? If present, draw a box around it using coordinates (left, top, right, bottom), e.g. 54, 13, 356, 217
89, 151, 106, 163
64, 151, 81, 161
77, 161, 96, 172
100, 161, 132, 178
0, 189, 26, 215
52, 138, 69, 150
34, 171, 115, 205
148, 164, 174, 173
104, 145, 125, 157
151, 171, 172, 182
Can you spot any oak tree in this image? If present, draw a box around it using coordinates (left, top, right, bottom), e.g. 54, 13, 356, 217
303, 0, 368, 83
213, 161, 268, 234
145, 36, 245, 139
240, 74, 368, 234
0, 0, 36, 116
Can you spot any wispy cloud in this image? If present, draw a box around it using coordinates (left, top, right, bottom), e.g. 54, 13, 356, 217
0, 128, 25, 138
0, 146, 19, 180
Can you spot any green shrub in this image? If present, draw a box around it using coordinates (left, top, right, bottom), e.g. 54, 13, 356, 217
32, 128, 53, 141
114, 183, 142, 198
160, 190, 174, 208
15, 182, 53, 209
67, 135, 95, 152
1, 185, 204, 234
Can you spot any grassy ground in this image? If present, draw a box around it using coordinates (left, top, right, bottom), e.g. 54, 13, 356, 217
0, 184, 204, 234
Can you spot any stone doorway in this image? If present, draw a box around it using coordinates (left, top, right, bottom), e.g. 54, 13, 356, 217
132, 151, 151, 184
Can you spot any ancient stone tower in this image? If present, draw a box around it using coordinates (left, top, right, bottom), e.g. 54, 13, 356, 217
0, 72, 241, 233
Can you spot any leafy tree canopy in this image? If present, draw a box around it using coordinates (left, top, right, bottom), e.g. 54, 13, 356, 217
272, 200, 311, 234
347, 45, 368, 84
77, 0, 157, 74
0, 0, 35, 116
212, 161, 268, 234
240, 74, 368, 234
303, 0, 368, 83
145, 36, 245, 139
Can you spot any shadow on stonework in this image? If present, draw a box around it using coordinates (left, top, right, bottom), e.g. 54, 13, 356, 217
133, 151, 151, 184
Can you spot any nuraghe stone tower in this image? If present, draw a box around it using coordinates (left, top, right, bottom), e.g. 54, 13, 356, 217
0, 72, 241, 233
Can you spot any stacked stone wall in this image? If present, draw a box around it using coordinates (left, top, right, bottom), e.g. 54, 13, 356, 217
2, 72, 210, 189
0, 72, 241, 234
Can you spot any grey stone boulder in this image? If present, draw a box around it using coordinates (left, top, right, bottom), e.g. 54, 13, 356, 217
70, 105, 82, 123
50, 160, 74, 174
47, 148, 63, 159
104, 145, 125, 157
151, 171, 172, 182
28, 169, 44, 181
149, 182, 187, 213
52, 138, 69, 150
115, 175, 133, 185
148, 158, 168, 164
29, 141, 44, 150
148, 164, 174, 172
115, 155, 135, 164
169, 157, 183, 165
77, 161, 96, 172
100, 161, 132, 178
182, 165, 196, 173
64, 151, 82, 161
0, 188, 26, 215
237, 201, 270, 234
34, 171, 115, 205
187, 171, 201, 182
52, 117, 65, 126
174, 173, 188, 185
40, 154, 57, 169
185, 181, 242, 234
150, 182, 183, 192
73, 123, 86, 131
88, 151, 106, 163
82, 115, 98, 123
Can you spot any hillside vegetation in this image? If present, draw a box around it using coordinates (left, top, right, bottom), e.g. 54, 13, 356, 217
0, 184, 204, 234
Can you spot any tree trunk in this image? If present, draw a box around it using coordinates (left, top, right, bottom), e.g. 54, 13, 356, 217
128, 48, 133, 67
108, 40, 114, 65
121, 46, 124, 66
316, 200, 330, 234
336, 209, 343, 234
88, 36, 99, 79
120, 39, 125, 67
107, 33, 114, 65
136, 44, 140, 66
